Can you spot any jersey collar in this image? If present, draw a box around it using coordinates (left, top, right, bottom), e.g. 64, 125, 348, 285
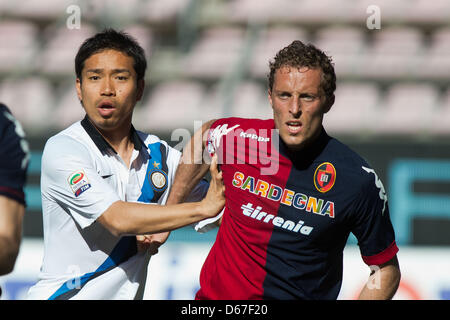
277, 126, 330, 169
81, 115, 147, 154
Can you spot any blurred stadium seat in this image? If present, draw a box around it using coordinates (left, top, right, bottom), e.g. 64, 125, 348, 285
407, 0, 450, 24
53, 82, 85, 130
415, 27, 450, 80
360, 27, 424, 79
195, 83, 224, 121
249, 26, 309, 78
229, 81, 272, 119
0, 77, 54, 132
0, 20, 39, 73
135, 80, 205, 131
200, 81, 272, 120
139, 0, 191, 24
281, 0, 354, 24
0, 0, 7, 12
324, 82, 380, 135
124, 24, 154, 57
2, 0, 74, 20
374, 83, 439, 135
81, 0, 142, 21
346, 0, 410, 23
226, 0, 287, 24
181, 27, 246, 79
38, 23, 96, 75
313, 26, 366, 77
430, 87, 450, 135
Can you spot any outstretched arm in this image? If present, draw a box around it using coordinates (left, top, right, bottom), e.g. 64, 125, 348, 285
135, 120, 217, 251
97, 154, 224, 237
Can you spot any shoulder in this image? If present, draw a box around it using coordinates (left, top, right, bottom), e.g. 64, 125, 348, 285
137, 130, 168, 147
136, 131, 181, 174
137, 130, 180, 157
0, 103, 12, 119
0, 104, 28, 169
323, 136, 378, 188
43, 122, 92, 165
45, 122, 85, 150
0, 104, 28, 202
326, 137, 369, 170
207, 118, 273, 153
208, 117, 274, 144
0, 103, 11, 124
210, 117, 274, 131
0, 104, 21, 144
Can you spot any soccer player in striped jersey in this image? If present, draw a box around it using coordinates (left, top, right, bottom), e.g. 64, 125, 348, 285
27, 29, 224, 300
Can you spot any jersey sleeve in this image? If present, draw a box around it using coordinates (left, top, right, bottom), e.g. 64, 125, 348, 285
0, 105, 29, 205
206, 118, 242, 158
41, 135, 120, 229
350, 166, 399, 266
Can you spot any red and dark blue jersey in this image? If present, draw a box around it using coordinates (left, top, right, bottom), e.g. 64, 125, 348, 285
196, 117, 398, 300
0, 104, 29, 205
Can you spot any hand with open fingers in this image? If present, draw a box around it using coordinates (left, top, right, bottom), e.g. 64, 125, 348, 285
202, 154, 225, 218
136, 232, 169, 255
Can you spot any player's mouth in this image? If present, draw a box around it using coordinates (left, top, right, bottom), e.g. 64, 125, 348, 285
97, 101, 116, 117
286, 121, 302, 134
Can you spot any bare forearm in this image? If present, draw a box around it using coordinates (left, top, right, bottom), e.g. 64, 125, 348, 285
98, 200, 210, 236
358, 257, 401, 300
0, 236, 20, 275
167, 120, 214, 205
166, 162, 209, 204
0, 196, 24, 275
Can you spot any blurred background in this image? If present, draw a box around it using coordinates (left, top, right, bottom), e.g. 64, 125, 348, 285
0, 0, 450, 300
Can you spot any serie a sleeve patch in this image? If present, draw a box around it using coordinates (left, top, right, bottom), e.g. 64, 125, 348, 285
67, 169, 92, 197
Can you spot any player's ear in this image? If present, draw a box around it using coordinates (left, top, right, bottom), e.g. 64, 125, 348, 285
323, 94, 334, 114
136, 79, 145, 102
76, 78, 83, 103
268, 89, 273, 108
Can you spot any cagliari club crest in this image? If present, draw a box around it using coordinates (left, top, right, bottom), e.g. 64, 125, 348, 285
314, 162, 336, 193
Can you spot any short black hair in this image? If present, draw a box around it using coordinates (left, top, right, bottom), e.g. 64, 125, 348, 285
268, 40, 336, 101
75, 28, 147, 81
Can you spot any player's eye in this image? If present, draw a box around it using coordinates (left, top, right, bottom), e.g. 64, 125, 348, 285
278, 92, 291, 99
300, 94, 317, 102
116, 76, 128, 81
88, 76, 100, 81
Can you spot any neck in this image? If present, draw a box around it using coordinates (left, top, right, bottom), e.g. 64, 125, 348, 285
87, 117, 135, 167
286, 127, 324, 153
101, 127, 131, 151
278, 127, 329, 169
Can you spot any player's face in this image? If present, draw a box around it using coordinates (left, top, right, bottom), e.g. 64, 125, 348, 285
269, 66, 331, 151
76, 49, 144, 132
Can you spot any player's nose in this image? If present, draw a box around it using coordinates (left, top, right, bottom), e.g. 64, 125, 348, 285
289, 97, 301, 117
101, 78, 115, 96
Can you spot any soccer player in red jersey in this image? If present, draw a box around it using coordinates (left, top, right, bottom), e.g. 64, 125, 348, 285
166, 40, 401, 300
